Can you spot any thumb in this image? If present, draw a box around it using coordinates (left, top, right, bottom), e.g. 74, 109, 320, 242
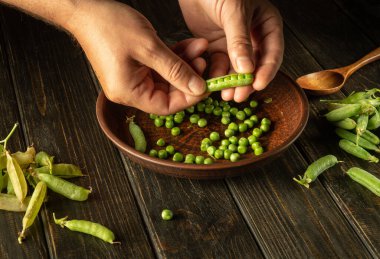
137, 36, 206, 96
224, 13, 255, 74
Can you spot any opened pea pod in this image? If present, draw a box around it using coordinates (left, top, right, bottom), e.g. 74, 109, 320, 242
206, 73, 254, 92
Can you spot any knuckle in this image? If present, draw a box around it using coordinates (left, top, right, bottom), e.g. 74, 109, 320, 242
167, 59, 185, 83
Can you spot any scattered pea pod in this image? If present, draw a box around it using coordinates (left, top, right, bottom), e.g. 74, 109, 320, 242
293, 155, 339, 188
356, 113, 369, 143
206, 73, 254, 92
324, 103, 362, 122
126, 116, 147, 153
367, 108, 380, 130
339, 139, 379, 163
35, 151, 54, 173
361, 130, 380, 145
12, 146, 36, 169
0, 193, 30, 212
33, 164, 83, 178
320, 89, 380, 104
18, 181, 47, 244
35, 173, 91, 201
53, 213, 119, 244
346, 167, 380, 197
332, 118, 357, 130
335, 128, 380, 153
6, 152, 28, 202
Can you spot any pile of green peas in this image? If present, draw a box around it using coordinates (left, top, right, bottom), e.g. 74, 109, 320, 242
147, 95, 272, 164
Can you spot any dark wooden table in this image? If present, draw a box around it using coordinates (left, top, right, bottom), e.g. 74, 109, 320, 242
1, 0, 379, 258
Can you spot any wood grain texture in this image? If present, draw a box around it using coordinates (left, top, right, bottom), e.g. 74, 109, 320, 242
0, 6, 153, 258
273, 0, 380, 256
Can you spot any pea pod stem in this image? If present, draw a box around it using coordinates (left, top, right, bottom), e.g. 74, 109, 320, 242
346, 167, 380, 197
0, 123, 19, 150
53, 213, 120, 244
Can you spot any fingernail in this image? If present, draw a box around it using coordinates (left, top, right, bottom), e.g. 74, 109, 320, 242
188, 76, 205, 95
236, 56, 254, 72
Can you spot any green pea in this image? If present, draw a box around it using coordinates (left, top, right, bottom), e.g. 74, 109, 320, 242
204, 97, 213, 105
238, 145, 247, 154
222, 111, 231, 118
184, 154, 195, 164
229, 136, 238, 144
251, 141, 261, 150
201, 138, 212, 146
165, 115, 173, 121
244, 119, 254, 128
254, 146, 264, 156
165, 120, 174, 129
219, 100, 228, 107
171, 127, 181, 136
223, 105, 231, 112
165, 145, 175, 155
161, 209, 174, 220
149, 114, 157, 120
214, 149, 224, 159
230, 107, 238, 116
177, 111, 185, 117
189, 114, 200, 124
261, 118, 271, 126
172, 152, 184, 162
204, 158, 214, 165
186, 106, 195, 114
250, 115, 259, 124
224, 129, 235, 138
238, 137, 249, 146
221, 139, 230, 146
228, 122, 238, 131
213, 107, 223, 116
221, 116, 231, 125
195, 156, 205, 164
252, 128, 262, 137
200, 144, 209, 152
230, 153, 240, 162
154, 118, 164, 127
238, 123, 248, 133
197, 102, 206, 112
174, 114, 184, 124
228, 144, 237, 152
205, 105, 214, 114
248, 135, 258, 145
219, 145, 228, 151
210, 132, 220, 142
159, 115, 166, 120
260, 124, 270, 132
149, 149, 158, 157
158, 150, 168, 159
207, 146, 217, 156
250, 100, 258, 108
156, 138, 166, 147
198, 118, 208, 128
224, 150, 233, 160
213, 100, 219, 107
244, 107, 252, 116
236, 111, 246, 121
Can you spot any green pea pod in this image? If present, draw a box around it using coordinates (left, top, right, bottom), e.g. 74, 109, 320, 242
0, 153, 6, 171
35, 151, 54, 173
18, 181, 47, 244
6, 152, 28, 202
361, 130, 380, 145
335, 128, 380, 153
321, 89, 380, 104
346, 167, 380, 197
339, 139, 379, 163
12, 146, 36, 169
0, 144, 4, 153
293, 155, 339, 188
367, 108, 380, 130
206, 73, 254, 92
33, 164, 83, 178
0, 193, 31, 212
356, 114, 369, 144
7, 177, 15, 195
36, 173, 90, 201
53, 213, 119, 244
332, 118, 356, 130
127, 117, 147, 153
1, 173, 8, 191
325, 104, 362, 122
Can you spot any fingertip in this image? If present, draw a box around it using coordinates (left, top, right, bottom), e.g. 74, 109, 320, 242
188, 75, 206, 96
234, 86, 254, 102
221, 88, 235, 101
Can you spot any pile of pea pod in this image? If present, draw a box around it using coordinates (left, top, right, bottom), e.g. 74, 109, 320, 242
0, 123, 117, 244
323, 88, 380, 162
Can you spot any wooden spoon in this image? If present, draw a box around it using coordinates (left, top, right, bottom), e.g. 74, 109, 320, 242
296, 47, 380, 95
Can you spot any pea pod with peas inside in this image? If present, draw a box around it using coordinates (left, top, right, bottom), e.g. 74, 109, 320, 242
206, 73, 254, 92
293, 155, 340, 188
33, 164, 83, 178
320, 88, 380, 104
339, 139, 379, 163
346, 167, 380, 197
53, 213, 119, 244
335, 128, 380, 153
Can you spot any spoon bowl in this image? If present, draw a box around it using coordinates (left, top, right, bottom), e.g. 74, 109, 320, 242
296, 47, 380, 95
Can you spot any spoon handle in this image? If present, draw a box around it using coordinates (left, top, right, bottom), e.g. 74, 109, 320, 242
341, 47, 380, 77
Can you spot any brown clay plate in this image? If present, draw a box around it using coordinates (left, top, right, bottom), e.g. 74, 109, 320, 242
96, 71, 309, 179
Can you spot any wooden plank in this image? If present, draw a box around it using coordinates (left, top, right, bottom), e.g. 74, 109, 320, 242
272, 0, 380, 256
0, 13, 49, 259
0, 6, 154, 258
